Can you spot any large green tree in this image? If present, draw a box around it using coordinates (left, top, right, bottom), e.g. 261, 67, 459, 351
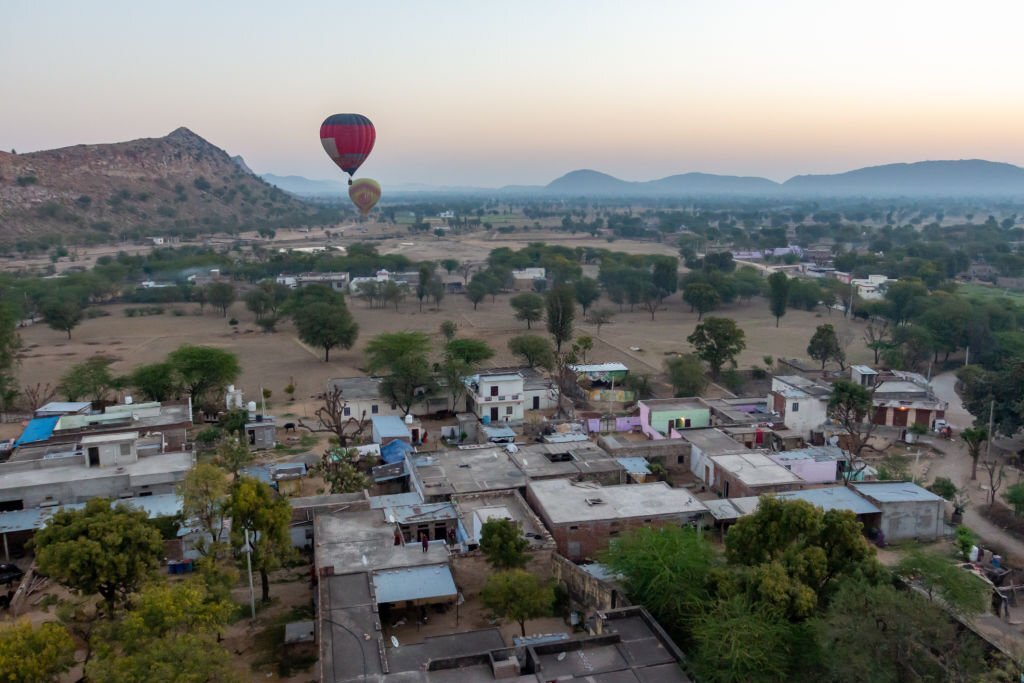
128, 361, 178, 402
479, 518, 528, 569
574, 277, 602, 315
32, 499, 164, 617
545, 284, 576, 354
683, 283, 721, 321
87, 580, 238, 683
379, 354, 437, 415
507, 335, 555, 371
206, 281, 236, 318
167, 344, 240, 408
231, 477, 293, 602
293, 300, 359, 362
961, 426, 987, 481
807, 323, 844, 370
0, 303, 20, 411
690, 596, 796, 683
827, 379, 877, 479
179, 463, 230, 557
480, 569, 554, 637
687, 317, 746, 380
59, 356, 121, 402
42, 299, 83, 339
364, 331, 432, 373
895, 549, 988, 616
766, 271, 789, 327
445, 338, 495, 366
510, 292, 545, 329
0, 620, 75, 683
665, 354, 709, 397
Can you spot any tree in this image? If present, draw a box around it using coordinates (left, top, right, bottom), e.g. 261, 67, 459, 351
827, 380, 878, 481
379, 355, 437, 416
128, 362, 178, 402
766, 272, 789, 327
545, 284, 576, 353
428, 276, 446, 309
574, 277, 601, 314
807, 324, 844, 370
640, 281, 662, 320
440, 320, 458, 342
601, 526, 714, 641
508, 335, 555, 371
458, 260, 475, 283
294, 300, 359, 362
510, 292, 544, 330
318, 447, 369, 493
179, 463, 229, 557
651, 258, 679, 300
192, 284, 209, 313
690, 597, 795, 683
231, 477, 292, 602
206, 281, 236, 317
961, 426, 987, 481
981, 457, 1006, 507
365, 331, 432, 373
466, 279, 487, 309
896, 549, 988, 615
441, 258, 459, 275
480, 570, 554, 637
32, 499, 164, 617
297, 385, 368, 447
213, 436, 253, 480
86, 580, 237, 683
446, 338, 495, 366
683, 283, 721, 321
59, 356, 120, 402
587, 307, 614, 337
42, 299, 83, 339
0, 304, 20, 411
0, 620, 75, 683
243, 287, 271, 320
167, 344, 240, 408
863, 320, 892, 365
572, 335, 593, 364
416, 264, 433, 312
687, 317, 746, 380
479, 518, 528, 569
381, 280, 406, 311
665, 354, 708, 397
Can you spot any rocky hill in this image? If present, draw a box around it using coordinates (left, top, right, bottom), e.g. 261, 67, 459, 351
0, 128, 328, 247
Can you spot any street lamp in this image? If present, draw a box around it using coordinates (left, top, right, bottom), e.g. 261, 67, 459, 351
241, 527, 256, 620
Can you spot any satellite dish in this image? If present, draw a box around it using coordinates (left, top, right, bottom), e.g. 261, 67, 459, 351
391, 636, 400, 648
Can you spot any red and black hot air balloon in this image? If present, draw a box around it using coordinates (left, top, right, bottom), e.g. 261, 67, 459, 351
319, 114, 375, 185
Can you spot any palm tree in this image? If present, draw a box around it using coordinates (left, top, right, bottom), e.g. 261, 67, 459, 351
962, 426, 988, 481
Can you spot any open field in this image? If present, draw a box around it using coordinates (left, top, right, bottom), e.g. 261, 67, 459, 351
12, 282, 874, 406
956, 281, 1024, 305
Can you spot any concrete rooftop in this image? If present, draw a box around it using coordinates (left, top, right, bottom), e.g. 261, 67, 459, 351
314, 509, 450, 575
528, 479, 706, 524
709, 452, 802, 487
0, 451, 194, 492
413, 448, 527, 498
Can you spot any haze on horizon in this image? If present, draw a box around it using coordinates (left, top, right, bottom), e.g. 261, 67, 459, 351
4, 0, 1024, 188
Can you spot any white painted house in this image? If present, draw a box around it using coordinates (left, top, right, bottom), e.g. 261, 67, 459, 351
465, 372, 526, 424
769, 376, 831, 440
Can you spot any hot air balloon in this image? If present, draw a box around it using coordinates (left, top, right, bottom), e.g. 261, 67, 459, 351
320, 114, 375, 184
349, 178, 381, 216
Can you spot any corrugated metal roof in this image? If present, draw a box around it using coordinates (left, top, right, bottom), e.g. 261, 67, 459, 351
776, 487, 881, 515
371, 416, 411, 439
13, 416, 59, 446
369, 492, 423, 509
704, 497, 760, 521
0, 494, 182, 534
383, 502, 456, 525
372, 564, 457, 604
615, 457, 651, 475
851, 482, 944, 503
35, 402, 92, 415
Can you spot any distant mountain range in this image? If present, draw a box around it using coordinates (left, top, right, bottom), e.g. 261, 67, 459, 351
265, 159, 1024, 198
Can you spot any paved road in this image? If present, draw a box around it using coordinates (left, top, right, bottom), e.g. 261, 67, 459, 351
931, 371, 974, 430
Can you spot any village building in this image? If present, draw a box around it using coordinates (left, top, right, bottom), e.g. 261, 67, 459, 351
850, 274, 892, 300
570, 362, 633, 402
511, 267, 546, 290
596, 434, 692, 480
766, 445, 849, 484
769, 375, 831, 440
508, 441, 625, 486
525, 479, 707, 561
328, 376, 454, 420
681, 428, 751, 487
707, 451, 805, 498
849, 482, 946, 541
274, 271, 350, 292
638, 398, 711, 440
851, 366, 948, 429
464, 371, 527, 424
704, 486, 882, 532
409, 447, 528, 502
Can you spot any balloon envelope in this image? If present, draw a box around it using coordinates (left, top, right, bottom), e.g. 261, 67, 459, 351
349, 178, 381, 216
320, 114, 375, 177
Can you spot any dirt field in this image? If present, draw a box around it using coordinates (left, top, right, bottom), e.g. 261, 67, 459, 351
11, 279, 873, 406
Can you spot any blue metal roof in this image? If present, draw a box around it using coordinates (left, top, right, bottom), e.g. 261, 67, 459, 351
372, 564, 457, 604
372, 416, 411, 440
850, 482, 944, 503
0, 494, 183, 534
381, 439, 413, 464
775, 487, 881, 515
615, 457, 652, 475
13, 416, 59, 447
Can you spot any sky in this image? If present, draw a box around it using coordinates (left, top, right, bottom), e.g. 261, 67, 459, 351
4, 0, 1024, 187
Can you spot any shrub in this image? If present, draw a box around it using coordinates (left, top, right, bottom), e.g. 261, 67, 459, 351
16, 175, 37, 186
955, 526, 977, 560
228, 317, 239, 326
927, 477, 958, 500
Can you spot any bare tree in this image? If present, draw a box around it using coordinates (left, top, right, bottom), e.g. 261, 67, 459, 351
21, 382, 57, 412
297, 385, 368, 447
981, 458, 1006, 507
863, 321, 892, 365
587, 307, 615, 337
828, 380, 881, 483
458, 261, 475, 284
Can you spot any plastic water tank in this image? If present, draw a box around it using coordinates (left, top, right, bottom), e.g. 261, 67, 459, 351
124, 395, 133, 405
482, 415, 491, 425
247, 401, 258, 413
404, 414, 413, 425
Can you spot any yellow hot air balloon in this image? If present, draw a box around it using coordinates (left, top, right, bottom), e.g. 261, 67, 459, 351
348, 178, 381, 216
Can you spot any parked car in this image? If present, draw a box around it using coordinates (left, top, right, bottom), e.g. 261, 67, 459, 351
0, 564, 24, 585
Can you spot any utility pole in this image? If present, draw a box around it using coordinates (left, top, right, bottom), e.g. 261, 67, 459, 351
986, 399, 995, 462
964, 346, 970, 367
243, 528, 256, 620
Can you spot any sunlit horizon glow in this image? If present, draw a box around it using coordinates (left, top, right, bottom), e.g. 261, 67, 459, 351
4, 0, 1024, 186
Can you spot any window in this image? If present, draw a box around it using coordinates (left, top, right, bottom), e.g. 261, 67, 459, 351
569, 525, 579, 531
371, 404, 379, 415
791, 402, 799, 413
506, 407, 513, 415
677, 455, 686, 465
490, 385, 499, 397
343, 406, 351, 417
119, 443, 131, 457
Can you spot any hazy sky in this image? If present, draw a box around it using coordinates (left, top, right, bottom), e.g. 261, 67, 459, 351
4, 1, 1024, 186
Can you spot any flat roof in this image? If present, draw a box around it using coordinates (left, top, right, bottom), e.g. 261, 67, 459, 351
413, 448, 527, 497
55, 401, 191, 432
475, 372, 522, 382
372, 564, 457, 604
776, 487, 881, 515
368, 492, 423, 509
770, 445, 847, 462
874, 380, 929, 395
314, 510, 450, 574
452, 490, 554, 547
639, 397, 709, 411
616, 457, 651, 475
851, 365, 877, 374
773, 375, 832, 398
35, 402, 91, 415
327, 376, 385, 401
481, 425, 517, 439
0, 451, 194, 492
528, 480, 706, 524
371, 415, 411, 439
851, 482, 945, 503
81, 431, 139, 444
571, 362, 629, 373
382, 502, 457, 525
710, 452, 802, 486
704, 497, 761, 521
680, 428, 748, 455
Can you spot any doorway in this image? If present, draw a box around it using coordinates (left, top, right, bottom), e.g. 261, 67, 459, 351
490, 407, 499, 421
87, 447, 100, 467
